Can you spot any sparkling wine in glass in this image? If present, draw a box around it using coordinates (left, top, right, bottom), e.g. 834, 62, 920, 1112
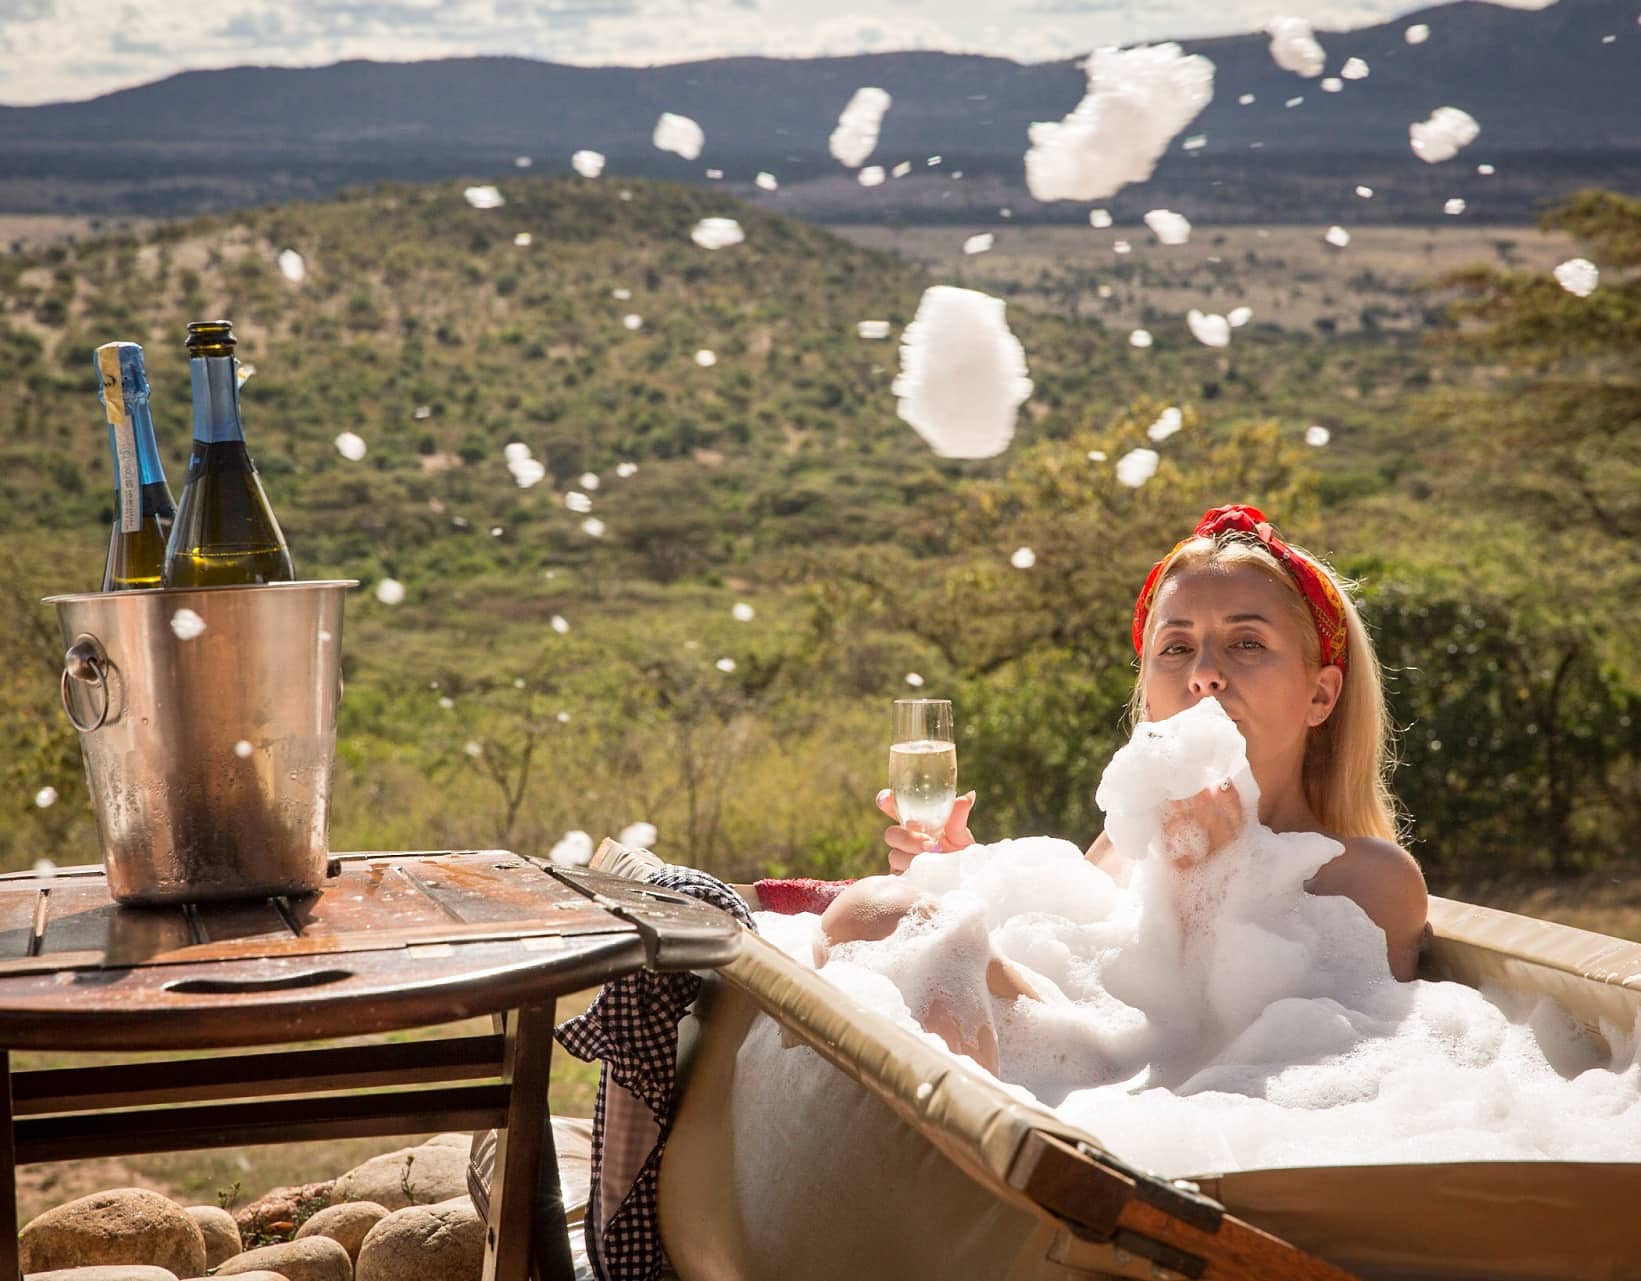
890, 699, 957, 838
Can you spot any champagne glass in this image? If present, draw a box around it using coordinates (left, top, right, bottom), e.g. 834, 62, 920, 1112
890, 699, 958, 840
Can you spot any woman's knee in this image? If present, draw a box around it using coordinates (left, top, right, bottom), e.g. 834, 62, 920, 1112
819, 875, 931, 950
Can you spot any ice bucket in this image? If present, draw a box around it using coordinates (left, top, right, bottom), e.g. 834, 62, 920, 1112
43, 580, 358, 905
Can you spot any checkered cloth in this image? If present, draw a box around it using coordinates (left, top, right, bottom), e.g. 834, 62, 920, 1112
555, 865, 756, 1281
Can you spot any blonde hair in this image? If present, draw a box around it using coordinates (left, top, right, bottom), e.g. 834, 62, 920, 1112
1127, 536, 1401, 842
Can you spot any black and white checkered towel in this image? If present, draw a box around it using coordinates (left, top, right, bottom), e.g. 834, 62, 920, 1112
555, 864, 755, 1281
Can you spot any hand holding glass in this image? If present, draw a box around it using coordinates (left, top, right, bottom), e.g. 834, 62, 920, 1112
890, 699, 958, 839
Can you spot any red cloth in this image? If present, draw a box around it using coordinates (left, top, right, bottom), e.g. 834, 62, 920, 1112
1132, 504, 1349, 672
752, 877, 856, 916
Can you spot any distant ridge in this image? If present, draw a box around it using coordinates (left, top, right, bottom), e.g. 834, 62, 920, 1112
0, 0, 1636, 222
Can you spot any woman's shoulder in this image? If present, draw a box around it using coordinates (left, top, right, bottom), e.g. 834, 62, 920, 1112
1313, 835, 1429, 925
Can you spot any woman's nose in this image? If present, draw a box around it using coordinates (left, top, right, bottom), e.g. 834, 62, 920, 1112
1189, 650, 1226, 694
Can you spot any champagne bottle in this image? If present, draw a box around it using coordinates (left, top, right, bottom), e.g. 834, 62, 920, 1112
95, 342, 176, 591
163, 321, 295, 587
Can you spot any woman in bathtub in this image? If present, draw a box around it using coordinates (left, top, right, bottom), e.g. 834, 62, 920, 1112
819, 504, 1429, 1066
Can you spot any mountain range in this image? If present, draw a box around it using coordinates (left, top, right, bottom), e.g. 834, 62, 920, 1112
1, 0, 1637, 223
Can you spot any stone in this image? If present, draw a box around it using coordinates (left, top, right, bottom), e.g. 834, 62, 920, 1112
294, 1202, 390, 1264
330, 1139, 470, 1210
24, 1268, 180, 1281
20, 1189, 206, 1278
183, 1205, 241, 1269
234, 1184, 334, 1238
355, 1197, 485, 1281
214, 1237, 350, 1281
419, 1133, 471, 1150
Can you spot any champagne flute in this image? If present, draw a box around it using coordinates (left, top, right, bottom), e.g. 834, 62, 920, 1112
890, 699, 958, 840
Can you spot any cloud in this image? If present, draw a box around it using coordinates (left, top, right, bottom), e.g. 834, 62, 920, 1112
0, 0, 1438, 106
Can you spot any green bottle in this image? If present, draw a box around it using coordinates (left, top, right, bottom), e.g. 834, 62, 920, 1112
95, 342, 176, 590
163, 321, 295, 587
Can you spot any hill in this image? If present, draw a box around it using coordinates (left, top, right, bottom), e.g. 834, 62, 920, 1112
1, 0, 1637, 222
2, 177, 1636, 886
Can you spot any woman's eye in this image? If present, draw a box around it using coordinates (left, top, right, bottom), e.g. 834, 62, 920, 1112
1232, 638, 1265, 650
1160, 642, 1192, 656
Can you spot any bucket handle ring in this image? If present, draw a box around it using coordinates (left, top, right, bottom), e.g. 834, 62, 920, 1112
61, 634, 112, 733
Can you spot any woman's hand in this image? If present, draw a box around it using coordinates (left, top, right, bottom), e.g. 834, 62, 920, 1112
1160, 779, 1245, 871
877, 788, 977, 874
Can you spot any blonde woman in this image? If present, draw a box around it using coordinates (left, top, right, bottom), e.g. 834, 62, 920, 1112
823, 504, 1429, 1064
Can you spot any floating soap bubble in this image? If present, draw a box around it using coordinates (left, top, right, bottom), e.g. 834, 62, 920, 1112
619, 821, 659, 849
906, 672, 925, 687
1411, 106, 1480, 163
1285, 96, 1304, 108
1355, 185, 1374, 198
1113, 240, 1132, 255
858, 166, 886, 188
857, 320, 892, 340
1182, 134, 1207, 151
1267, 16, 1325, 77
34, 786, 57, 809
691, 217, 745, 249
513, 233, 532, 247
1090, 209, 1113, 229
1115, 447, 1160, 487
510, 457, 547, 488
1186, 309, 1230, 347
1087, 449, 1107, 462
234, 740, 253, 758
1325, 225, 1351, 248
1143, 209, 1191, 245
1147, 406, 1183, 442
1238, 93, 1255, 105
705, 168, 724, 180
334, 431, 366, 461
438, 696, 455, 710
564, 491, 592, 513
571, 150, 605, 178
413, 405, 432, 420
1228, 306, 1253, 327
1477, 163, 1496, 175
1444, 198, 1467, 216
375, 580, 405, 606
514, 155, 532, 168
963, 233, 995, 255
616, 461, 639, 478
581, 517, 606, 538
830, 87, 892, 168
622, 314, 643, 331
653, 112, 704, 160
1405, 22, 1430, 43
557, 710, 572, 723
612, 287, 632, 301
732, 602, 755, 621
1321, 77, 1343, 93
715, 657, 737, 673
170, 608, 207, 639
278, 250, 306, 283
755, 171, 779, 191
1305, 425, 1332, 447
579, 472, 600, 491
893, 286, 1033, 460
504, 442, 532, 463
1341, 57, 1370, 79
463, 185, 504, 209
892, 161, 912, 178
695, 349, 718, 367
550, 615, 571, 634
1129, 329, 1154, 349
1554, 258, 1599, 297
1025, 44, 1213, 202
549, 830, 595, 867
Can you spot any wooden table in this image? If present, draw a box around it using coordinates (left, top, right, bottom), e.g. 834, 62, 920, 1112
0, 850, 742, 1281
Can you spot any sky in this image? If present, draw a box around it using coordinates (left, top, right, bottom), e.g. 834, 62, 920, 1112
0, 0, 1448, 107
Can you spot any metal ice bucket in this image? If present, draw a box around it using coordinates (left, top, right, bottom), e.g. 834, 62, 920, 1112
43, 580, 358, 905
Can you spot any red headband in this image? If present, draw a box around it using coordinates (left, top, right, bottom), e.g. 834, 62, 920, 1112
1132, 504, 1349, 672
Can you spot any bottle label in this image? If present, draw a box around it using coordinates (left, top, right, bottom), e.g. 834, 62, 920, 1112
97, 345, 141, 533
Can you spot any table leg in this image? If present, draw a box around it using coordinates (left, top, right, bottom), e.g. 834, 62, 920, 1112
1, 1051, 18, 1281
482, 1004, 573, 1281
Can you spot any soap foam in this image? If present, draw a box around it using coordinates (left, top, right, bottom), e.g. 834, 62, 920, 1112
756, 698, 1641, 1176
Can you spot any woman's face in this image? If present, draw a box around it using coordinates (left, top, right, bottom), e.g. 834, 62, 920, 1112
1142, 563, 1341, 784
